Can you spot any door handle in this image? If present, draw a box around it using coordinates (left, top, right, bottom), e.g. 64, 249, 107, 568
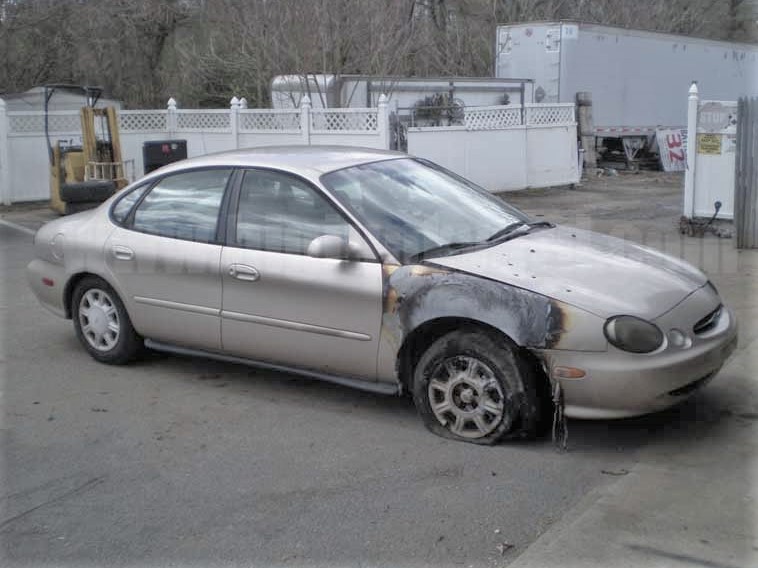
112, 245, 134, 261
228, 264, 260, 282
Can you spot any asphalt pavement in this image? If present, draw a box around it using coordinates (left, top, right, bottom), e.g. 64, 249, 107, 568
2, 173, 756, 567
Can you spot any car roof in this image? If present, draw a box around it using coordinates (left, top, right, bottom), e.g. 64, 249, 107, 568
149, 145, 407, 180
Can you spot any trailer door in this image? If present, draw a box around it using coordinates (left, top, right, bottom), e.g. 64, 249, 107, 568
496, 23, 561, 103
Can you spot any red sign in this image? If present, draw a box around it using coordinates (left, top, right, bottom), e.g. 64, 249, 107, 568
657, 129, 687, 172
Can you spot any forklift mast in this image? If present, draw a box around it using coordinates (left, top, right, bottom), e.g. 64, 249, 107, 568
44, 84, 126, 215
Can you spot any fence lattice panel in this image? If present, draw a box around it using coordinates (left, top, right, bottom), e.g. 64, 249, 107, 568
239, 110, 301, 132
176, 111, 231, 131
526, 104, 575, 126
311, 110, 378, 132
119, 111, 168, 132
464, 107, 522, 130
8, 112, 81, 134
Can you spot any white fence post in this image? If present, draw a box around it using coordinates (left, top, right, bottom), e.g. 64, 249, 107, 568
0, 99, 10, 205
683, 82, 699, 218
167, 97, 178, 138
230, 96, 240, 149
377, 94, 390, 150
300, 96, 311, 145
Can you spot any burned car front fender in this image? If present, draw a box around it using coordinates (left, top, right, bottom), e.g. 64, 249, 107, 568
376, 264, 607, 385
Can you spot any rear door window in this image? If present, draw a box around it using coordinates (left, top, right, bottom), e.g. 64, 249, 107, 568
131, 169, 232, 243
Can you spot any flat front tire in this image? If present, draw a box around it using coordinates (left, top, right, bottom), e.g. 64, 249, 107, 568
412, 329, 540, 444
72, 276, 142, 365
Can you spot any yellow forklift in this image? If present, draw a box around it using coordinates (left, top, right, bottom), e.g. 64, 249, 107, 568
45, 84, 128, 214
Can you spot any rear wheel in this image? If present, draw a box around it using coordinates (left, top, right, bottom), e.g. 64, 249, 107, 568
72, 276, 142, 364
412, 329, 541, 444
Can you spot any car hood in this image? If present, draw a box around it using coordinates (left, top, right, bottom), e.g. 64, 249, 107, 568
430, 226, 707, 319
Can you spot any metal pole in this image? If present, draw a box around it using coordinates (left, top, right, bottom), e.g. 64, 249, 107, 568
576, 91, 596, 169
750, 99, 758, 248
735, 98, 747, 248
0, 99, 10, 205
741, 98, 758, 248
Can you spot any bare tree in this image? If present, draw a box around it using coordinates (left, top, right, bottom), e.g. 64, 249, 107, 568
0, 0, 754, 108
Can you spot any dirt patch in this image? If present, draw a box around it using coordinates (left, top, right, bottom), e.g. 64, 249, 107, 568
498, 171, 727, 241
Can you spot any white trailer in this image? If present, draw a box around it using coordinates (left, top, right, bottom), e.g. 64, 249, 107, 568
495, 21, 758, 163
271, 74, 534, 110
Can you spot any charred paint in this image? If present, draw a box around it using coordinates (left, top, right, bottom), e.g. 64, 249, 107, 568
380, 262, 568, 354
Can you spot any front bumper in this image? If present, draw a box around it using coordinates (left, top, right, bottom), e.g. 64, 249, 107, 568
541, 287, 738, 419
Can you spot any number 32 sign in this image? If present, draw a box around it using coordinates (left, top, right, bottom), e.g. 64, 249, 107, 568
656, 129, 687, 172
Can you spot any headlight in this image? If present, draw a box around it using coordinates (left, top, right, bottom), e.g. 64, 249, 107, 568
604, 315, 664, 353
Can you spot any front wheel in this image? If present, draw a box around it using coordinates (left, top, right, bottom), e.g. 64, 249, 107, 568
412, 329, 541, 444
72, 276, 142, 365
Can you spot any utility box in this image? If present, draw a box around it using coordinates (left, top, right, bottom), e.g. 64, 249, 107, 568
143, 140, 187, 174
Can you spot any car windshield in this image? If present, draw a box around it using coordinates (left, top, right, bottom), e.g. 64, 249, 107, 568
320, 158, 531, 262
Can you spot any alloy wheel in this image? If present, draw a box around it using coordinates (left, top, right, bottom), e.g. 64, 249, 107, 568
78, 288, 121, 352
427, 355, 505, 439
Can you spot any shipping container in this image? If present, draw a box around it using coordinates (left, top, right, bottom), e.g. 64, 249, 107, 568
495, 21, 758, 134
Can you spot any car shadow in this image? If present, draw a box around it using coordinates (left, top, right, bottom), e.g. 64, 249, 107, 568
135, 349, 419, 420
561, 386, 738, 455
133, 349, 740, 457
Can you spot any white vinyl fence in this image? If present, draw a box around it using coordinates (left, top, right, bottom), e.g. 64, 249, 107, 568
406, 103, 579, 191
0, 96, 391, 205
0, 96, 581, 204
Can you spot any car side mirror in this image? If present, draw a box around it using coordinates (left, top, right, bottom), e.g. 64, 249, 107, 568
306, 235, 357, 260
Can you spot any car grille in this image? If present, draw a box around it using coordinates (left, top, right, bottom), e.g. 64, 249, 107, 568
693, 305, 722, 335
